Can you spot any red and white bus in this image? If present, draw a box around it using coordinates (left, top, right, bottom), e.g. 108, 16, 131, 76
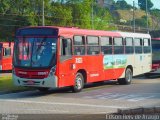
148, 38, 160, 75
13, 26, 152, 92
0, 42, 14, 71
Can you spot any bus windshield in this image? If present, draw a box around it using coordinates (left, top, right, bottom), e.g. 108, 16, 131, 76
14, 37, 57, 68
152, 40, 160, 63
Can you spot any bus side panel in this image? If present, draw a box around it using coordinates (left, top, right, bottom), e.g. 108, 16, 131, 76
58, 58, 75, 88
103, 55, 126, 80
77, 55, 103, 83
103, 58, 115, 80
134, 54, 143, 75
2, 57, 12, 70
143, 53, 152, 73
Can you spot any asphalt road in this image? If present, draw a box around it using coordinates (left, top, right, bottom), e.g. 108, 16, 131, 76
0, 75, 160, 115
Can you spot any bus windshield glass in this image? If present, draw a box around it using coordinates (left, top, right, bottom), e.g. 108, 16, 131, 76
152, 40, 160, 63
14, 37, 57, 68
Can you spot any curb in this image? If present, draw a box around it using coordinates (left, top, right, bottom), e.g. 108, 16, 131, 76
117, 106, 160, 115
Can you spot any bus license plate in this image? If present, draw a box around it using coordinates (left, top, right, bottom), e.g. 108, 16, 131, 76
27, 80, 34, 85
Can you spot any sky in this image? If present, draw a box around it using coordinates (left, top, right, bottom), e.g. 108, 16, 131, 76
124, 0, 160, 9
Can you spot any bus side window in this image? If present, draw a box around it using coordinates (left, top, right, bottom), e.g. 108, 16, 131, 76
125, 37, 134, 54
87, 36, 100, 55
134, 38, 142, 54
100, 37, 112, 54
61, 38, 72, 56
4, 48, 11, 57
113, 37, 124, 54
73, 36, 85, 55
143, 38, 151, 53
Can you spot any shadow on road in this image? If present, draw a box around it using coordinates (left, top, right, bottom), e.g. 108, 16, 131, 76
0, 80, 118, 99
134, 74, 160, 79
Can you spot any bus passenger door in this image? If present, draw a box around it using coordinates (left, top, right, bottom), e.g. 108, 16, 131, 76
58, 38, 74, 87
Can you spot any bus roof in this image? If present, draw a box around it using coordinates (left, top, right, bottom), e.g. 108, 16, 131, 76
152, 38, 160, 40
0, 42, 14, 47
17, 26, 151, 38
118, 32, 151, 38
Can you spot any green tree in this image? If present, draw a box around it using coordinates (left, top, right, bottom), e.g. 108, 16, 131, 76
115, 0, 132, 10
0, 0, 116, 41
0, 0, 50, 41
66, 0, 91, 28
47, 2, 73, 26
93, 5, 114, 30
138, 0, 153, 11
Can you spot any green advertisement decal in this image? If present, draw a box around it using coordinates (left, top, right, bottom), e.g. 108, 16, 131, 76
103, 55, 127, 70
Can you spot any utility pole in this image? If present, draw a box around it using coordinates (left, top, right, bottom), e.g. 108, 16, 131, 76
133, 1, 135, 33
91, 0, 94, 29
146, 0, 149, 33
42, 0, 45, 26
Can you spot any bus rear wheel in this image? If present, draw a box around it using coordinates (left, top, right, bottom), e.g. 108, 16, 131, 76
71, 72, 84, 93
118, 68, 132, 85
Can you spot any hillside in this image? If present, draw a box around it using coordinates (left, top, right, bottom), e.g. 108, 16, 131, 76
116, 10, 146, 21
113, 9, 160, 32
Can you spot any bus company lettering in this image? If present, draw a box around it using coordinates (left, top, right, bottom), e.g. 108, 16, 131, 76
18, 71, 27, 74
75, 58, 83, 63
38, 72, 48, 75
90, 73, 99, 77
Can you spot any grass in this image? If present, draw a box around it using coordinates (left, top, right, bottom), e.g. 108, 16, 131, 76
0, 75, 29, 93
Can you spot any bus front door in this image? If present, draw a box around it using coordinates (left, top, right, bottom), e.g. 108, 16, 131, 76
58, 38, 75, 87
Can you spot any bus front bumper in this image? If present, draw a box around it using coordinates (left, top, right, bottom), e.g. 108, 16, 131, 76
13, 74, 58, 88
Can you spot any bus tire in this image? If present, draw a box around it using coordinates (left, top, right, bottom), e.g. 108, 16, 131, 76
118, 68, 132, 85
38, 87, 49, 92
72, 72, 84, 93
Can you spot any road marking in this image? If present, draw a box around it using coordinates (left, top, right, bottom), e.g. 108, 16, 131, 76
0, 90, 37, 96
127, 96, 155, 102
11, 108, 70, 113
83, 93, 157, 102
0, 99, 127, 109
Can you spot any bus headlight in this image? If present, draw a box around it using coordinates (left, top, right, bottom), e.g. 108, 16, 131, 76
0, 65, 2, 70
48, 66, 56, 77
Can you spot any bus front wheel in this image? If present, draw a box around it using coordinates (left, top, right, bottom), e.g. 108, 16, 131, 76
71, 72, 84, 93
118, 68, 132, 85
